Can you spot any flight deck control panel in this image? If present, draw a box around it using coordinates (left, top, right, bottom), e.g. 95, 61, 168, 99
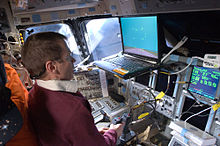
73, 69, 129, 124
72, 56, 220, 145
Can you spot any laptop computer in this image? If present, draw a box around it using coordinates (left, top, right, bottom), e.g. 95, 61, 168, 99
94, 15, 163, 79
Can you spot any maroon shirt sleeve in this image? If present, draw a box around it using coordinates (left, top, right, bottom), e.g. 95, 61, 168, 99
66, 95, 117, 146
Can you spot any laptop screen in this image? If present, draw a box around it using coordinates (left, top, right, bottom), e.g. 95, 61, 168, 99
120, 16, 158, 61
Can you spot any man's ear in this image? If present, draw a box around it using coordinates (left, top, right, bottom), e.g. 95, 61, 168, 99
45, 61, 57, 73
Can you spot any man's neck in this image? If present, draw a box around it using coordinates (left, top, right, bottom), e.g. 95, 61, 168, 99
36, 79, 78, 93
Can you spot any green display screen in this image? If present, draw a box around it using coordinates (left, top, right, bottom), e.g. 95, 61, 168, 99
188, 66, 220, 100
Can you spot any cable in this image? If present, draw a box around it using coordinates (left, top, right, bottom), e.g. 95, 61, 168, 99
159, 71, 170, 75
164, 74, 170, 94
169, 56, 195, 75
138, 88, 156, 100
154, 71, 171, 95
170, 56, 220, 75
148, 89, 156, 99
179, 101, 197, 119
144, 101, 156, 114
184, 106, 212, 128
161, 36, 188, 63
173, 81, 189, 84
131, 100, 156, 115
138, 88, 157, 109
179, 100, 206, 119
181, 111, 209, 117
170, 56, 200, 75
155, 71, 172, 94
75, 54, 91, 69
187, 89, 201, 105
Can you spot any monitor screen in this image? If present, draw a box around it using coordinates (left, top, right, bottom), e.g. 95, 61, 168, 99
188, 66, 220, 100
155, 71, 177, 97
180, 96, 210, 131
120, 16, 158, 59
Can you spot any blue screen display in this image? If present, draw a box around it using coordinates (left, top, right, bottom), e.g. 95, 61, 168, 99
188, 66, 220, 100
120, 16, 158, 59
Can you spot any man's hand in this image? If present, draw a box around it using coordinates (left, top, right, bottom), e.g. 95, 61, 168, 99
109, 122, 125, 138
98, 127, 110, 135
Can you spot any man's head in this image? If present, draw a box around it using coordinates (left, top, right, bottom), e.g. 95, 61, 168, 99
21, 32, 75, 80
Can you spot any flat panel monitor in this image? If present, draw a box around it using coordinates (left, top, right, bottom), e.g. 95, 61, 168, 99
180, 96, 210, 131
188, 66, 220, 100
120, 16, 159, 62
155, 71, 177, 97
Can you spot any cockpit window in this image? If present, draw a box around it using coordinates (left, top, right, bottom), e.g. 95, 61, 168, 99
83, 17, 122, 61
24, 23, 81, 65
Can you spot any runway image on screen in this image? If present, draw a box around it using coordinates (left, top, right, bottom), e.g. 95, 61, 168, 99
188, 66, 220, 100
120, 16, 158, 59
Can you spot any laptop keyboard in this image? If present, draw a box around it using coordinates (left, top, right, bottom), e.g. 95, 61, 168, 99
106, 57, 152, 71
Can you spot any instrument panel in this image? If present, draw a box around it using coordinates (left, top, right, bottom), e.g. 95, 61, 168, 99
73, 69, 103, 99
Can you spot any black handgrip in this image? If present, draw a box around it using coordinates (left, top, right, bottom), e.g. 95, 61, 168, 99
120, 113, 131, 140
100, 110, 110, 122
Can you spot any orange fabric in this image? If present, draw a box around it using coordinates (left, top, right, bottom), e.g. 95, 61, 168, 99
4, 63, 38, 146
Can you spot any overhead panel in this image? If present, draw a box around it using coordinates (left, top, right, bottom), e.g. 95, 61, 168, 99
134, 0, 220, 14
10, 0, 109, 25
10, 0, 99, 15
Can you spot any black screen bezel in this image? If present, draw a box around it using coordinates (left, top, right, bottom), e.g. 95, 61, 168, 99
119, 14, 165, 64
187, 65, 220, 100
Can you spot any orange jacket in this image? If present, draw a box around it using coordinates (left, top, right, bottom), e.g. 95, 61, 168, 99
4, 63, 38, 146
